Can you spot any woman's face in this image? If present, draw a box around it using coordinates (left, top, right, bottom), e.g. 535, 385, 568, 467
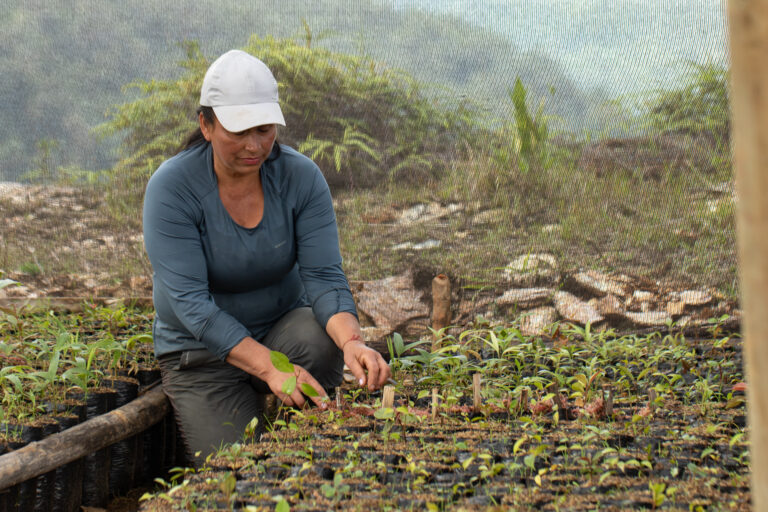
200, 112, 277, 178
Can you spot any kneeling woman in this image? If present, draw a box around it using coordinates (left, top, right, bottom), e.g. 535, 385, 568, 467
143, 49, 390, 465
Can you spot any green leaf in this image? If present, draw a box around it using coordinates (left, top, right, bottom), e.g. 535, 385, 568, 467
282, 376, 297, 396
275, 498, 291, 512
374, 408, 395, 420
270, 351, 295, 373
300, 383, 320, 397
392, 332, 405, 357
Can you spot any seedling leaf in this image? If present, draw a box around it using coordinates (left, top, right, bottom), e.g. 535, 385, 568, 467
282, 376, 297, 396
300, 383, 320, 397
271, 351, 295, 373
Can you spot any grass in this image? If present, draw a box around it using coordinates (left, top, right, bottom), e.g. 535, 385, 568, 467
0, 60, 735, 300
334, 135, 735, 297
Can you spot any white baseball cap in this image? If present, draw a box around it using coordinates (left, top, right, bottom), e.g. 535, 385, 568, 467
200, 50, 286, 132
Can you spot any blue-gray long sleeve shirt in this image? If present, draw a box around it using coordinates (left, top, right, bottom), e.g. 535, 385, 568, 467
142, 142, 357, 360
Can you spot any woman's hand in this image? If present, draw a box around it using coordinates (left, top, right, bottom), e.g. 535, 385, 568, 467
263, 362, 329, 409
342, 341, 391, 392
226, 337, 328, 409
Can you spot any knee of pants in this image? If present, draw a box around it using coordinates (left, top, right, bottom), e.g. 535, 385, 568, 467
303, 337, 344, 389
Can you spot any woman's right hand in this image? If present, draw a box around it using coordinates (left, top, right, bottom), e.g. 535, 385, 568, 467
226, 337, 329, 409
264, 362, 329, 410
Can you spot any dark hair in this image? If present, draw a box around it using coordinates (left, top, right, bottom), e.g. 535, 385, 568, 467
179, 106, 215, 152
178, 106, 282, 161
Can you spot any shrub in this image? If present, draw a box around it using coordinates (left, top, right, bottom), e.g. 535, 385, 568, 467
98, 34, 482, 219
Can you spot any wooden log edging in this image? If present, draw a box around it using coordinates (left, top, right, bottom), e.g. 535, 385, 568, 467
0, 386, 168, 490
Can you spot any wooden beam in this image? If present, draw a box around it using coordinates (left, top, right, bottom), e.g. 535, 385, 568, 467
0, 386, 168, 490
729, 2, 768, 510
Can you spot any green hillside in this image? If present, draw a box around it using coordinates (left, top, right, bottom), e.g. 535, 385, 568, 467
2, 0, 602, 181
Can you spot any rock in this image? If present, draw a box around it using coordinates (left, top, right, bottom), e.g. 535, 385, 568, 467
360, 326, 394, 343
392, 239, 441, 251
675, 315, 704, 329
503, 254, 559, 287
631, 290, 654, 303
354, 272, 429, 331
398, 202, 462, 225
594, 294, 624, 317
541, 224, 561, 233
623, 311, 671, 327
666, 301, 685, 317
678, 290, 713, 307
5, 285, 30, 297
627, 290, 655, 312
471, 209, 504, 225
519, 306, 558, 336
497, 288, 553, 309
553, 291, 603, 325
570, 270, 630, 298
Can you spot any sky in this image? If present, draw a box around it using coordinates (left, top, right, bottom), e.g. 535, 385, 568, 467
388, 0, 728, 95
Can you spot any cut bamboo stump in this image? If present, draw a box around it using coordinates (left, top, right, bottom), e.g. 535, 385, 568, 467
519, 388, 529, 415
431, 274, 451, 348
603, 386, 613, 417
472, 374, 482, 414
382, 386, 395, 409
0, 386, 168, 490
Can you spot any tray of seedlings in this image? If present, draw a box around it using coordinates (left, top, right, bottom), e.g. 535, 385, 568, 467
139, 319, 749, 511
0, 303, 182, 511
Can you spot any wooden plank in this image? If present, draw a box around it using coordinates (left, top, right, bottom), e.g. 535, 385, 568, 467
729, 2, 768, 509
0, 386, 168, 490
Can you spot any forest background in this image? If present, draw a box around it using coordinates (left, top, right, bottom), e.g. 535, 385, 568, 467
0, 0, 735, 305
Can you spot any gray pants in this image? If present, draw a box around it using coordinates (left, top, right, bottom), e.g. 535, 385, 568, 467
158, 307, 343, 466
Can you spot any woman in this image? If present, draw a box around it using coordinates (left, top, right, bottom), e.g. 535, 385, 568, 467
143, 49, 390, 465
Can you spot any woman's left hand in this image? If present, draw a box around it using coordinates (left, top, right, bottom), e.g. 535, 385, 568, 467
342, 341, 391, 392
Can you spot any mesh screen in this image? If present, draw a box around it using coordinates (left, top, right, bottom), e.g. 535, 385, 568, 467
0, 1, 734, 331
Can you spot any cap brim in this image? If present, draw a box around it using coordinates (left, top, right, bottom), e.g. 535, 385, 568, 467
212, 103, 286, 132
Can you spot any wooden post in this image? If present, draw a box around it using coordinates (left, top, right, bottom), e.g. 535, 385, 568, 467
382, 385, 395, 409
0, 386, 168, 490
335, 387, 342, 409
431, 274, 451, 348
730, 3, 768, 509
472, 373, 482, 414
431, 388, 439, 419
648, 388, 657, 413
519, 388, 529, 415
603, 386, 613, 418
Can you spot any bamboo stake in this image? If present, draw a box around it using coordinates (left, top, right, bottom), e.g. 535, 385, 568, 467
729, 3, 768, 509
603, 386, 613, 418
0, 386, 168, 490
472, 373, 482, 414
431, 274, 451, 348
382, 385, 395, 409
519, 388, 529, 415
431, 388, 439, 419
648, 388, 657, 413
335, 387, 342, 409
